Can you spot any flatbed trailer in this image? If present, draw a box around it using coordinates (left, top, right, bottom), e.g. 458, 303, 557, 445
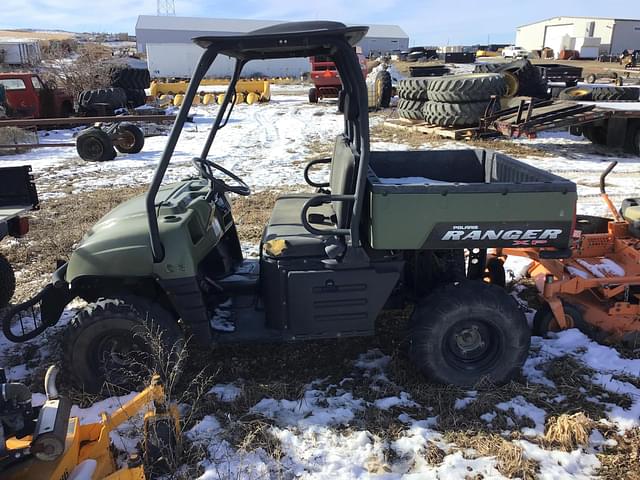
486, 99, 640, 154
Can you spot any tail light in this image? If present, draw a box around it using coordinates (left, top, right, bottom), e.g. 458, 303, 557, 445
9, 216, 30, 237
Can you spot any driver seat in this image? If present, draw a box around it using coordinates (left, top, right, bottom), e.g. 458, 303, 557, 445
261, 135, 356, 258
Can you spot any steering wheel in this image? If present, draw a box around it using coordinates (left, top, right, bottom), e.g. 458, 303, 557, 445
192, 157, 251, 196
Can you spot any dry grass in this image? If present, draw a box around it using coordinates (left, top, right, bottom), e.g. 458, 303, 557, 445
598, 427, 640, 480
444, 431, 538, 479
544, 412, 593, 451
2, 186, 146, 301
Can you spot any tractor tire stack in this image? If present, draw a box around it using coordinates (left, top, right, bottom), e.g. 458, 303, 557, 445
397, 77, 430, 119
423, 73, 506, 127
78, 67, 151, 115
110, 67, 151, 107
474, 59, 549, 99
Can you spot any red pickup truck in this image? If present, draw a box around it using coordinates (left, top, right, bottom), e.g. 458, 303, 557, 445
0, 73, 74, 118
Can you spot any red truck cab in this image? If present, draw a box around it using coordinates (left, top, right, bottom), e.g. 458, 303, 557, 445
308, 49, 367, 103
0, 73, 74, 118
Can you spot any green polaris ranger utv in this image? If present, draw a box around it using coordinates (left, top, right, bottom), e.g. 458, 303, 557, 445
2, 22, 577, 393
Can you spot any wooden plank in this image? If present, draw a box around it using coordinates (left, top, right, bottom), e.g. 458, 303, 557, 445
383, 119, 479, 140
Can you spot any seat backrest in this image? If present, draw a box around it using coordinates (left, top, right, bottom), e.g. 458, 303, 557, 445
329, 135, 356, 229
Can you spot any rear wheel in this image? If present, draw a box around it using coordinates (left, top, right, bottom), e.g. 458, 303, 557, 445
114, 123, 145, 154
308, 87, 318, 104
375, 70, 392, 108
0, 254, 16, 308
63, 297, 185, 393
409, 282, 530, 387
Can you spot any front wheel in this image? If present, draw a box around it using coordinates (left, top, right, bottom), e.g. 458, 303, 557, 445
63, 297, 185, 393
409, 282, 530, 387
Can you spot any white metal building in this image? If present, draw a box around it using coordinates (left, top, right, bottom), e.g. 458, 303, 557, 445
0, 39, 41, 65
136, 15, 409, 78
516, 17, 640, 57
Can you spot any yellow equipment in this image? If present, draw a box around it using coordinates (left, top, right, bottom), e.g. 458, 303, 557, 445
1, 366, 180, 480
150, 79, 271, 103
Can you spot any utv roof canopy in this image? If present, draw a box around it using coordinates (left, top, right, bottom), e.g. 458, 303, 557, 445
147, 21, 371, 263
192, 21, 368, 59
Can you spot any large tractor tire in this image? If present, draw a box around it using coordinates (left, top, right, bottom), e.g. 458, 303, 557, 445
426, 73, 507, 102
114, 123, 145, 154
398, 77, 432, 101
590, 86, 640, 101
63, 297, 185, 393
125, 88, 147, 108
375, 70, 392, 108
423, 100, 491, 126
409, 282, 530, 387
111, 67, 151, 90
76, 127, 117, 162
475, 60, 548, 99
78, 87, 127, 111
397, 99, 426, 120
0, 253, 16, 308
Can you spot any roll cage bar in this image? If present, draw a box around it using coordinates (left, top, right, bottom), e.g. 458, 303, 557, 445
146, 21, 370, 263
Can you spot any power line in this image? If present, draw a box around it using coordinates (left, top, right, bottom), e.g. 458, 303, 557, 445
157, 0, 175, 16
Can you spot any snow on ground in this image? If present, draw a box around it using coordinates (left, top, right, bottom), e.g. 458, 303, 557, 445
2, 89, 640, 478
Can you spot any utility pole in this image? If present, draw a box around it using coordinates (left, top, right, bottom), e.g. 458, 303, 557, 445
157, 0, 175, 16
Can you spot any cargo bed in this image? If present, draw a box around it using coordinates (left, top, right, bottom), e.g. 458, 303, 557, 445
366, 149, 577, 250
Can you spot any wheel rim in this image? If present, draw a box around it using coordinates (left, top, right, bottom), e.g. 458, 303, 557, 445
567, 88, 590, 97
503, 72, 519, 97
85, 137, 104, 158
118, 130, 136, 150
90, 330, 149, 386
444, 319, 500, 371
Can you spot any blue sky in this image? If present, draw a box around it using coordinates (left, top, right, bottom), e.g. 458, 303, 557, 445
0, 0, 636, 46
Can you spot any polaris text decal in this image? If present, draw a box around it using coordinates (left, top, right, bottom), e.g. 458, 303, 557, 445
425, 222, 571, 248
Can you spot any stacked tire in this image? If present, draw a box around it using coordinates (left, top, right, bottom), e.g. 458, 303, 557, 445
111, 67, 151, 108
474, 59, 548, 99
78, 67, 151, 115
423, 73, 506, 127
397, 77, 430, 119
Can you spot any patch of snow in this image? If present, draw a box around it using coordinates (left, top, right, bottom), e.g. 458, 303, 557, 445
496, 395, 546, 436
517, 440, 600, 479
454, 391, 478, 410
209, 383, 242, 402
251, 388, 364, 428
374, 391, 419, 410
